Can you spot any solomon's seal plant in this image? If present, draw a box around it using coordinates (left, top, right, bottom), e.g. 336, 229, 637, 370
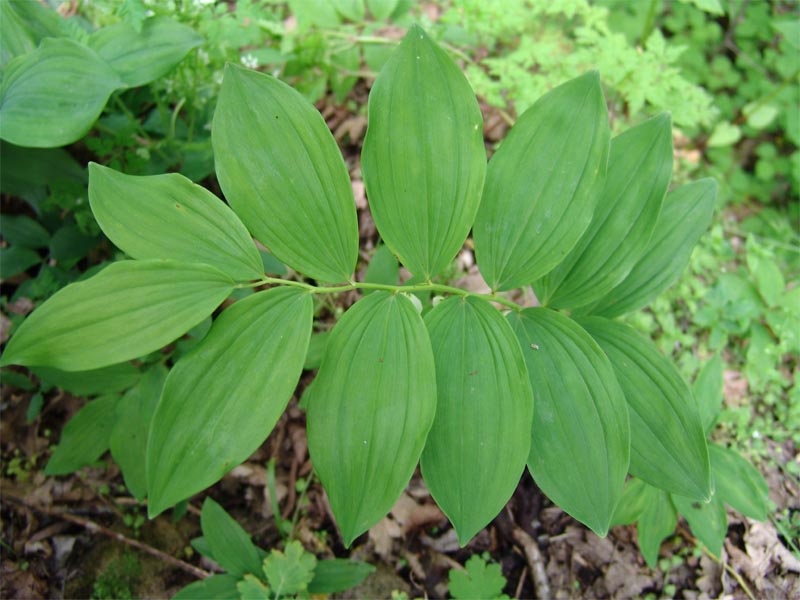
2, 25, 721, 556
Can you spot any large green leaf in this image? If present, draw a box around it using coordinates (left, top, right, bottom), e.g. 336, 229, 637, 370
33, 362, 141, 396
0, 260, 234, 371
213, 64, 358, 282
585, 179, 717, 317
421, 297, 532, 545
109, 366, 167, 500
473, 72, 610, 291
0, 38, 122, 147
509, 309, 629, 536
308, 559, 376, 594
671, 492, 727, 557
147, 287, 312, 516
306, 292, 436, 545
88, 164, 262, 281
88, 16, 202, 87
694, 354, 724, 435
536, 114, 673, 309
200, 497, 263, 577
360, 25, 486, 279
581, 317, 711, 501
0, 0, 62, 68
45, 394, 120, 475
710, 444, 769, 521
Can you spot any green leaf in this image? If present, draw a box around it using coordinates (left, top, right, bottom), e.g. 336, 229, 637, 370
707, 121, 741, 147
331, 0, 366, 21
681, 0, 724, 15
363, 244, 399, 293
33, 363, 141, 396
147, 287, 312, 516
0, 246, 40, 278
88, 16, 202, 87
308, 559, 376, 594
366, 0, 399, 20
88, 164, 263, 281
173, 574, 240, 600
671, 492, 727, 557
421, 297, 533, 545
263, 541, 317, 596
0, 142, 86, 199
743, 102, 779, 130
637, 483, 678, 568
45, 394, 119, 475
213, 64, 358, 282
580, 317, 711, 501
303, 331, 330, 371
1, 260, 234, 371
693, 354, 724, 435
473, 72, 610, 291
361, 25, 486, 279
586, 179, 717, 318
200, 498, 263, 577
536, 114, 673, 309
49, 224, 99, 263
710, 444, 769, 521
0, 1, 37, 67
237, 574, 271, 600
108, 366, 166, 499
509, 309, 629, 536
448, 555, 508, 600
0, 38, 122, 148
306, 292, 437, 545
0, 215, 50, 249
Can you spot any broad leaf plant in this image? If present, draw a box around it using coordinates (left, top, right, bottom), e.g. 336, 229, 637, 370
2, 26, 722, 552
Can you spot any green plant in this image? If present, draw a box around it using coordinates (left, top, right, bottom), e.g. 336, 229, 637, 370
448, 554, 508, 600
175, 498, 374, 599
2, 25, 720, 550
91, 549, 142, 600
611, 353, 770, 567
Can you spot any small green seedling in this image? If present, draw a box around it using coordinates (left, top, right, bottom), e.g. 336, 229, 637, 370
448, 554, 509, 600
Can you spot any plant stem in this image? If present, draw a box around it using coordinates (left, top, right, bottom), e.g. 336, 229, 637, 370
639, 0, 658, 47
237, 277, 523, 311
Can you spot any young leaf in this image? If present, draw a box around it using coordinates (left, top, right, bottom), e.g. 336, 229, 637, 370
237, 575, 271, 599
585, 179, 717, 318
213, 64, 358, 282
1, 260, 234, 371
580, 317, 711, 501
45, 394, 119, 475
536, 114, 673, 309
363, 244, 400, 293
262, 541, 317, 596
509, 309, 629, 536
637, 483, 678, 568
200, 498, 263, 577
448, 555, 508, 600
710, 444, 769, 521
0, 38, 122, 147
421, 297, 533, 545
87, 16, 202, 87
88, 164, 263, 281
0, 215, 50, 249
173, 574, 240, 600
109, 366, 167, 500
473, 72, 610, 291
694, 354, 724, 435
308, 559, 376, 594
147, 287, 312, 516
33, 362, 141, 396
306, 292, 437, 546
671, 492, 727, 557
0, 246, 41, 278
361, 25, 486, 279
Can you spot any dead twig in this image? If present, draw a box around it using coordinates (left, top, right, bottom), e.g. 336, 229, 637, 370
510, 525, 551, 600
4, 493, 209, 580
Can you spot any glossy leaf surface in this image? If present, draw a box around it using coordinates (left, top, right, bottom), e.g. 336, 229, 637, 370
710, 444, 769, 520
581, 317, 711, 501
422, 297, 532, 545
586, 179, 717, 317
147, 287, 312, 516
109, 366, 166, 499
361, 25, 486, 279
89, 164, 262, 281
45, 394, 119, 475
537, 114, 673, 309
201, 498, 263, 577
88, 16, 202, 87
473, 72, 610, 290
306, 292, 436, 545
509, 309, 629, 536
0, 38, 122, 147
0, 260, 234, 371
213, 64, 358, 282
